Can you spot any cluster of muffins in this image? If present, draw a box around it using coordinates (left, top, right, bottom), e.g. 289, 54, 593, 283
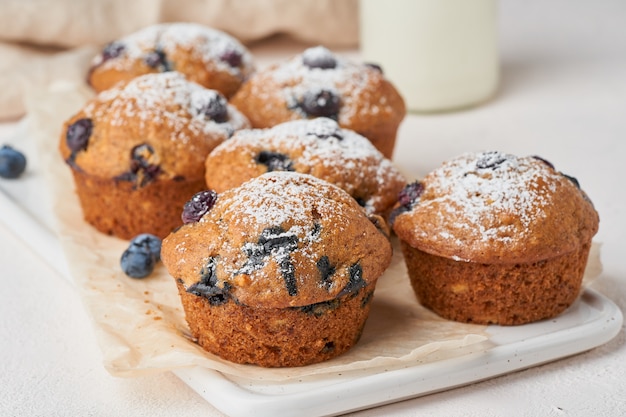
59, 22, 599, 368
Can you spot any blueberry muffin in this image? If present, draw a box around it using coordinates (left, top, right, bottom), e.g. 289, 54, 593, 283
59, 71, 249, 239
391, 151, 599, 325
161, 172, 393, 367
230, 46, 406, 159
204, 117, 406, 218
88, 22, 254, 98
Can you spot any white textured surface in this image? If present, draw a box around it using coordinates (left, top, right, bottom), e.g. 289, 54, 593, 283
2, 1, 626, 416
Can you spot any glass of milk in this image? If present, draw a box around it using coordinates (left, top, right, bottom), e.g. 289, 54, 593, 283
359, 0, 499, 113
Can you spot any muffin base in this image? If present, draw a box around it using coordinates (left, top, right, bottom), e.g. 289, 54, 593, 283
71, 170, 205, 239
176, 282, 375, 367
400, 241, 592, 325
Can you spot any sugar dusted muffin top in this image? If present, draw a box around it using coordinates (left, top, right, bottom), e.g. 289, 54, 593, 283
88, 22, 255, 97
230, 46, 405, 158
162, 171, 392, 309
60, 72, 249, 184
205, 117, 406, 217
392, 151, 599, 264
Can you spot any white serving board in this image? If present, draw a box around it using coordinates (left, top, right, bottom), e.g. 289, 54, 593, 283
0, 120, 622, 417
0, 182, 621, 417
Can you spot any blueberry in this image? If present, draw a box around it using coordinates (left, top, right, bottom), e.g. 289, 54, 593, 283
316, 256, 336, 289
300, 89, 341, 119
187, 257, 230, 305
364, 62, 383, 73
338, 262, 366, 297
532, 155, 555, 169
476, 151, 507, 170
562, 173, 580, 189
130, 233, 162, 262
120, 245, 156, 278
182, 190, 218, 224
194, 92, 228, 123
0, 145, 27, 179
66, 118, 93, 153
398, 181, 423, 207
116, 143, 161, 187
255, 151, 294, 172
306, 118, 343, 140
220, 49, 243, 67
302, 46, 337, 70
101, 42, 125, 61
144, 49, 171, 72
389, 181, 423, 226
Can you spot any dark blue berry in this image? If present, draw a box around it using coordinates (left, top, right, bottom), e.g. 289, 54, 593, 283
317, 256, 335, 289
301, 89, 341, 119
562, 173, 580, 189
0, 145, 27, 179
338, 262, 366, 297
307, 118, 343, 140
532, 155, 555, 169
302, 46, 337, 70
130, 233, 162, 262
116, 144, 161, 187
101, 42, 125, 61
238, 226, 299, 296
187, 258, 230, 305
476, 151, 507, 170
144, 49, 171, 72
195, 93, 228, 123
255, 151, 294, 172
364, 62, 383, 73
120, 245, 156, 278
66, 118, 93, 152
398, 181, 423, 207
220, 49, 243, 67
182, 190, 218, 224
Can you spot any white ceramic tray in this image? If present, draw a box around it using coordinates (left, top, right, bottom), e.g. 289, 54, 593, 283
0, 184, 622, 417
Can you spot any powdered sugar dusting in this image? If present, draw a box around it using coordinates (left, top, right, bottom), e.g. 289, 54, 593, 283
215, 118, 405, 213
268, 47, 379, 122
85, 72, 247, 144
92, 22, 253, 78
412, 151, 563, 246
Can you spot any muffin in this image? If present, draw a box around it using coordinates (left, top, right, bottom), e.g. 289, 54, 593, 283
59, 71, 249, 239
87, 22, 254, 98
230, 46, 406, 159
204, 117, 406, 218
391, 151, 599, 325
161, 172, 393, 367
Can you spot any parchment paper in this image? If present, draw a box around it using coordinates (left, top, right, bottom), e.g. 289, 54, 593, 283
24, 78, 602, 382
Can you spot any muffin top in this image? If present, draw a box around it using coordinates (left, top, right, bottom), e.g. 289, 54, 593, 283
230, 46, 405, 136
205, 118, 406, 217
392, 151, 599, 264
60, 72, 249, 185
161, 171, 392, 308
88, 22, 255, 97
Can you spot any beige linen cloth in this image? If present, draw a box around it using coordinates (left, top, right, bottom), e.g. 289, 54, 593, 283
0, 0, 359, 120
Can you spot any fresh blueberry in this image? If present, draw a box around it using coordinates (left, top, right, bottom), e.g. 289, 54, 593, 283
130, 233, 162, 262
144, 49, 171, 72
302, 46, 337, 70
476, 151, 507, 170
255, 151, 294, 172
300, 89, 341, 119
66, 118, 93, 153
120, 245, 156, 278
220, 49, 243, 67
101, 42, 125, 61
182, 190, 218, 224
0, 145, 27, 179
195, 92, 229, 123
